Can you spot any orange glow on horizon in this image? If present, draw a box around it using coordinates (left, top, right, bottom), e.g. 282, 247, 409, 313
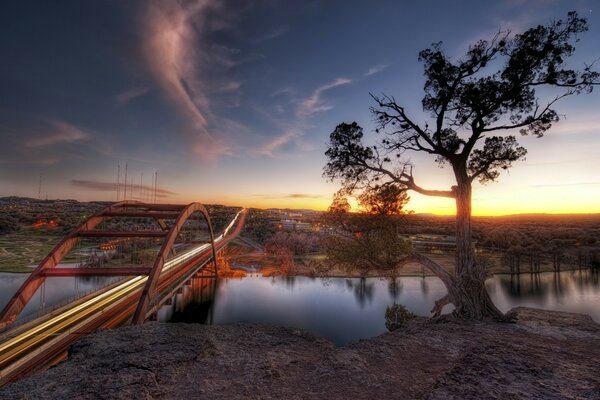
170, 192, 600, 216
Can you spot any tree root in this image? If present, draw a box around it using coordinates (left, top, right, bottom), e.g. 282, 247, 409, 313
431, 294, 450, 318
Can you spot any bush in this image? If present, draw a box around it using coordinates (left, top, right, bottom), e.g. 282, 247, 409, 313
385, 304, 416, 331
0, 215, 20, 234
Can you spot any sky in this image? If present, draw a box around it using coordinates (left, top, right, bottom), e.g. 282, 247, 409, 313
0, 0, 599, 215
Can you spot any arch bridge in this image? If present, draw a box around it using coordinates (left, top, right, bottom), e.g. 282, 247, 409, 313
0, 201, 247, 384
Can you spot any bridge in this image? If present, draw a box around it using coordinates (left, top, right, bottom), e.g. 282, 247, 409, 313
0, 201, 247, 385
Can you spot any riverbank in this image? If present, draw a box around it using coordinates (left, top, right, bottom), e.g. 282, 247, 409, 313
2, 307, 598, 399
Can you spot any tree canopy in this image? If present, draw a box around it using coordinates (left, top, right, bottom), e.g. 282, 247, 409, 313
325, 11, 598, 196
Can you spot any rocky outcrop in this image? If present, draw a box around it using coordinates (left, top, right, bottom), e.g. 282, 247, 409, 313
2, 307, 599, 399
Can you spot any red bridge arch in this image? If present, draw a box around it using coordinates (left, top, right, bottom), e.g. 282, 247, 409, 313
0, 201, 219, 327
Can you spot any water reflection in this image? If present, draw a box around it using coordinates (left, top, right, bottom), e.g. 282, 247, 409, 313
345, 278, 375, 308
160, 271, 600, 346
1, 269, 599, 346
159, 275, 449, 345
387, 278, 402, 301
495, 270, 600, 302
490, 270, 600, 322
0, 272, 117, 322
157, 277, 217, 324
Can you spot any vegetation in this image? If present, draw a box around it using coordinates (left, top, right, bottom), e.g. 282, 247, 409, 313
0, 197, 241, 272
321, 187, 412, 276
242, 208, 277, 244
324, 12, 599, 319
385, 304, 416, 331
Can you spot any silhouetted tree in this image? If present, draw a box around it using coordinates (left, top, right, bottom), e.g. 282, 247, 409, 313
324, 12, 598, 319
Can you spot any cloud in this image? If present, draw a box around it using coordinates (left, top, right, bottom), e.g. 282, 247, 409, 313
71, 179, 176, 197
547, 115, 600, 136
0, 156, 62, 166
192, 136, 233, 163
532, 181, 600, 188
218, 81, 242, 93
254, 193, 325, 199
115, 86, 150, 105
298, 77, 352, 117
144, 0, 212, 130
270, 87, 295, 98
141, 0, 256, 163
286, 193, 324, 199
253, 130, 298, 158
250, 76, 353, 158
365, 64, 388, 76
253, 27, 286, 43
24, 120, 90, 148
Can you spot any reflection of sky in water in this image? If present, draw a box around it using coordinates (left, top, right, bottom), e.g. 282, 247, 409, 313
1, 270, 599, 346
179, 271, 600, 345
207, 276, 450, 345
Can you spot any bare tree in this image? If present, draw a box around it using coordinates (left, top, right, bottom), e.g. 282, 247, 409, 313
324, 12, 598, 319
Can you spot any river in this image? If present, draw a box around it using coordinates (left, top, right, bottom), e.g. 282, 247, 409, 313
1, 270, 598, 345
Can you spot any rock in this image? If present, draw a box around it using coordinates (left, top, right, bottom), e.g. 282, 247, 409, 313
1, 307, 599, 399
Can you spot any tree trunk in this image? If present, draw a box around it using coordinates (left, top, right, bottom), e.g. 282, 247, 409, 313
449, 166, 503, 319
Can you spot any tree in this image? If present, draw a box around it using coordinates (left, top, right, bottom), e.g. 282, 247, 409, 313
324, 12, 598, 319
321, 184, 412, 276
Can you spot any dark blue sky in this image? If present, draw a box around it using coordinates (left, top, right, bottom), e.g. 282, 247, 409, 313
1, 0, 599, 213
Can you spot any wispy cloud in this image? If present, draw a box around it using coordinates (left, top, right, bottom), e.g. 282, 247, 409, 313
144, 0, 212, 129
218, 81, 242, 93
365, 64, 388, 76
253, 27, 287, 43
192, 137, 233, 163
249, 77, 352, 158
286, 193, 324, 199
253, 130, 298, 158
141, 0, 255, 163
71, 179, 175, 197
25, 120, 90, 148
533, 181, 600, 188
0, 156, 62, 166
254, 193, 325, 199
298, 77, 352, 117
115, 86, 150, 105
548, 115, 600, 136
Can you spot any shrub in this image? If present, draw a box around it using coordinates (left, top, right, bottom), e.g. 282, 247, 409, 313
385, 304, 416, 331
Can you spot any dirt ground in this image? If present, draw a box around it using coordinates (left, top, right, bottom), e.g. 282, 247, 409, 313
1, 307, 598, 399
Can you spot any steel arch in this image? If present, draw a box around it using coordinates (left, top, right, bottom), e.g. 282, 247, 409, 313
0, 201, 219, 328
132, 202, 218, 324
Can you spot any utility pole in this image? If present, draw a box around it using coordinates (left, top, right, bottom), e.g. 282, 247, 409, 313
140, 170, 144, 202
154, 171, 158, 203
116, 163, 121, 201
37, 174, 42, 200
123, 163, 128, 200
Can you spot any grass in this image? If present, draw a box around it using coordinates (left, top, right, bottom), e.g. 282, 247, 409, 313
0, 228, 63, 272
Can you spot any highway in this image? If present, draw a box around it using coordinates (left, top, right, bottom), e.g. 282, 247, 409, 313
0, 208, 246, 384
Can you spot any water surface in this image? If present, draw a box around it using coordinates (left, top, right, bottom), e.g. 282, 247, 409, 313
1, 270, 598, 345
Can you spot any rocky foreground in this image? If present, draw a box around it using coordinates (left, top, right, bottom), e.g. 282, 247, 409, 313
2, 308, 599, 399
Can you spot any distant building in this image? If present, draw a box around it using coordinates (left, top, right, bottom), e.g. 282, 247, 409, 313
273, 220, 312, 231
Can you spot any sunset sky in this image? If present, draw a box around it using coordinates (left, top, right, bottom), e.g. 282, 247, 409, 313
1, 0, 599, 215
